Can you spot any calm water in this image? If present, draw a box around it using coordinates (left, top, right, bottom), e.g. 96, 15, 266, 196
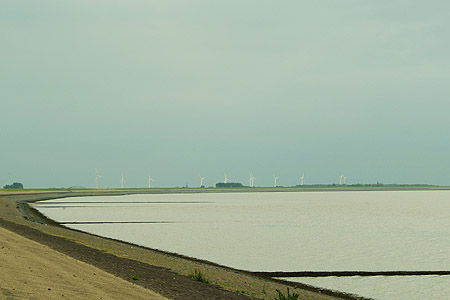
33, 191, 450, 300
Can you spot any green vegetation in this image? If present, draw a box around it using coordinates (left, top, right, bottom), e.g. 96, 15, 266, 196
274, 288, 299, 300
215, 182, 244, 188
131, 275, 140, 281
3, 182, 23, 189
189, 269, 210, 284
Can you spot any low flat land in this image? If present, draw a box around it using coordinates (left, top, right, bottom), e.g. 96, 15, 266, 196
0, 189, 379, 300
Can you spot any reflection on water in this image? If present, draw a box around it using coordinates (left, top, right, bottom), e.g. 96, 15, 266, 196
33, 191, 450, 300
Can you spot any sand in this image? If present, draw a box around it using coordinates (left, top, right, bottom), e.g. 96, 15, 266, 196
0, 226, 168, 300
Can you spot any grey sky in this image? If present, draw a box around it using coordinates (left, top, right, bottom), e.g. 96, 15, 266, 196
1, 1, 449, 188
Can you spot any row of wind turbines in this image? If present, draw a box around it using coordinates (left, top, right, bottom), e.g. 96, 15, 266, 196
226, 173, 304, 188
96, 170, 154, 189
96, 170, 347, 188
218, 173, 346, 187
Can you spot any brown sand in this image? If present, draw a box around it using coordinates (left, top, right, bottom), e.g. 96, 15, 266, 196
0, 226, 168, 300
0, 190, 365, 300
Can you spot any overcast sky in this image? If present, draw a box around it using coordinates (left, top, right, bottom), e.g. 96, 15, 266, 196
1, 1, 449, 188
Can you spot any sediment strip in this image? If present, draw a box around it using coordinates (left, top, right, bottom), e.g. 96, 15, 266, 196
35, 201, 214, 204
256, 271, 450, 277
59, 221, 180, 224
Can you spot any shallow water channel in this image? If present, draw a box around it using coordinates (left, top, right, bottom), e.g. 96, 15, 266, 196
33, 191, 450, 300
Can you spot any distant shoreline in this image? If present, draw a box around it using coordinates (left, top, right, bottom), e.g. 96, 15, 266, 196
2, 184, 449, 196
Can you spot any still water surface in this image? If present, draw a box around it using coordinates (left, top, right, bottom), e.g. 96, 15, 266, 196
33, 191, 450, 299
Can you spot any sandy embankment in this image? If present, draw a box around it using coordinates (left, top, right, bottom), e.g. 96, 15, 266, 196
0, 190, 360, 300
0, 226, 167, 300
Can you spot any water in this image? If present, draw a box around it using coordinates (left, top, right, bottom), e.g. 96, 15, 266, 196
284, 275, 450, 300
33, 190, 450, 299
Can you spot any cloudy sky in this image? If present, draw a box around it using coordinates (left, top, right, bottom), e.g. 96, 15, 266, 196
1, 1, 449, 188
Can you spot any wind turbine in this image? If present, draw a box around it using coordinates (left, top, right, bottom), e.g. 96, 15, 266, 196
273, 175, 279, 187
148, 175, 154, 188
199, 176, 206, 187
224, 173, 230, 184
249, 173, 256, 187
95, 170, 101, 189
339, 174, 344, 185
121, 174, 125, 189
300, 173, 305, 186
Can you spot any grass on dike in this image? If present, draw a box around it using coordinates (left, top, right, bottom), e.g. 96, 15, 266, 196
189, 269, 302, 300
189, 269, 211, 284
274, 288, 299, 300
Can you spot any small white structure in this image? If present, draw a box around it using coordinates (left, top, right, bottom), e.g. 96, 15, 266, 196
224, 173, 230, 184
148, 175, 154, 188
249, 174, 256, 187
95, 170, 101, 189
199, 176, 206, 187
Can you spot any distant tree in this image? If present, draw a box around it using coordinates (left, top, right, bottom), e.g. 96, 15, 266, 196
3, 182, 24, 189
216, 182, 244, 188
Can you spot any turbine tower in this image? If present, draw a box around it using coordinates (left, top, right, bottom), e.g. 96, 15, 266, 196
249, 173, 256, 187
224, 173, 230, 184
121, 174, 125, 189
339, 174, 344, 185
274, 175, 279, 187
199, 176, 206, 187
300, 173, 305, 186
95, 170, 101, 189
148, 175, 154, 188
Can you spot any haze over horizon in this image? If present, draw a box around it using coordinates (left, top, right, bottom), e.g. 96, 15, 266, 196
1, 1, 449, 188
